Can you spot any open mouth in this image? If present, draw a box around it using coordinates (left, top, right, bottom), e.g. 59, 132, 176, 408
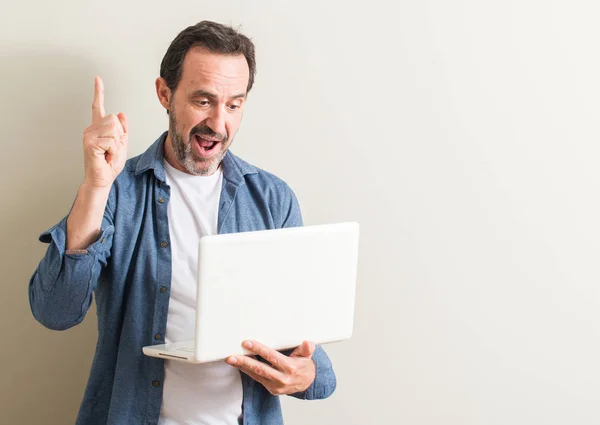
194, 134, 220, 154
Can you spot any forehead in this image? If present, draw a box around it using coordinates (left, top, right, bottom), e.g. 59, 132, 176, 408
178, 47, 250, 95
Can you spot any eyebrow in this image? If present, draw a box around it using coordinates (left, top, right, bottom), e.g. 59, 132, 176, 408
191, 89, 246, 100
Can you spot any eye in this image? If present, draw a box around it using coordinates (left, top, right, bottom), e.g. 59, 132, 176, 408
227, 102, 244, 112
195, 100, 210, 107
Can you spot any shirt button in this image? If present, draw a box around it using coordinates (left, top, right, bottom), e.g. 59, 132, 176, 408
158, 197, 165, 204
155, 333, 162, 341
152, 380, 160, 388
160, 241, 168, 248
160, 286, 167, 293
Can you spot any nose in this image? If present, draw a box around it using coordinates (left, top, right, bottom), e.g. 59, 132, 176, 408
205, 105, 226, 139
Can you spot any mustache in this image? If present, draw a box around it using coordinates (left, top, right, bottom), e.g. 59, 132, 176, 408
190, 125, 227, 142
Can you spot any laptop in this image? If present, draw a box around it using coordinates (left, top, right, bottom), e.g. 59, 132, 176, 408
142, 222, 359, 363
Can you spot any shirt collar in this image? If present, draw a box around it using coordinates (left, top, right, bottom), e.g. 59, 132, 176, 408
134, 131, 257, 184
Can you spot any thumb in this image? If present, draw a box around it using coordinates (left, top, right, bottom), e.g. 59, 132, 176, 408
117, 112, 129, 135
290, 341, 316, 358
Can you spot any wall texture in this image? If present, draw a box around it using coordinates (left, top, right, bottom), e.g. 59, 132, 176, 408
2, 1, 599, 424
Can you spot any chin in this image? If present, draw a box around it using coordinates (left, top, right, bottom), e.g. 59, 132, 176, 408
191, 158, 219, 176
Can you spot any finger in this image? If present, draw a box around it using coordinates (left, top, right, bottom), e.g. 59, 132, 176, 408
117, 112, 129, 135
91, 117, 124, 138
238, 367, 267, 385
227, 355, 286, 382
95, 137, 118, 156
238, 367, 282, 394
241, 368, 286, 396
92, 76, 106, 124
242, 340, 292, 372
290, 341, 316, 358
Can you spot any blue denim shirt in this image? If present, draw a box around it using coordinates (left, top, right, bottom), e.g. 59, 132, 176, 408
28, 132, 336, 425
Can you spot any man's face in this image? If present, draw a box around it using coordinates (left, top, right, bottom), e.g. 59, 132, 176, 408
161, 47, 250, 175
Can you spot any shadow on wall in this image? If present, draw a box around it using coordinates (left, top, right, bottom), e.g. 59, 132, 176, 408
0, 47, 112, 424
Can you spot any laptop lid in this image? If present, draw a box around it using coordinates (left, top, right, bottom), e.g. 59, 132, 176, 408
192, 222, 359, 363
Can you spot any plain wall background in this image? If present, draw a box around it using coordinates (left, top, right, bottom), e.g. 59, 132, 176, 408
2, 0, 599, 424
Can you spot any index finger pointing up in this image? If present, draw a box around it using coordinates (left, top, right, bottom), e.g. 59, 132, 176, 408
92, 76, 105, 123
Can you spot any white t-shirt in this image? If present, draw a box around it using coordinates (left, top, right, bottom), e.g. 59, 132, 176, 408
159, 160, 243, 425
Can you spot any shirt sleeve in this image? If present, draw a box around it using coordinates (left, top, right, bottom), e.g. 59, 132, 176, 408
28, 195, 115, 331
279, 182, 303, 229
279, 183, 338, 400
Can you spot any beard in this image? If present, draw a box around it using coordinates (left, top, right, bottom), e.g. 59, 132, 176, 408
168, 106, 232, 176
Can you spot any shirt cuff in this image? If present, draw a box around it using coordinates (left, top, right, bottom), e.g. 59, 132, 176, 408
38, 217, 114, 272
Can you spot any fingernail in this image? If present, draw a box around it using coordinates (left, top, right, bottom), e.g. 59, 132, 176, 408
243, 341, 252, 349
229, 356, 237, 364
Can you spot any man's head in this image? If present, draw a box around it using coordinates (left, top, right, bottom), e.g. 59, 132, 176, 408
156, 21, 256, 176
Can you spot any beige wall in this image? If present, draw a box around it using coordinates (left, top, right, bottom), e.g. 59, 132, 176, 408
3, 1, 600, 424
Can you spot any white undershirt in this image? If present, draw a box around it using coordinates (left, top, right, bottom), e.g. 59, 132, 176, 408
159, 159, 243, 425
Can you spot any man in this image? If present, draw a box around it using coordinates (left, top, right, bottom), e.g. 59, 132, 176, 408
29, 21, 336, 425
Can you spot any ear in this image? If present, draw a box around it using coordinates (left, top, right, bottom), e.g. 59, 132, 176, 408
155, 77, 172, 113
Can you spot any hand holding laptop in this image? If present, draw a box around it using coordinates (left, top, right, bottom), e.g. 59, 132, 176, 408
226, 340, 317, 395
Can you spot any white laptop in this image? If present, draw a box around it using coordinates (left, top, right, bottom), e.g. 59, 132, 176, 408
142, 222, 359, 363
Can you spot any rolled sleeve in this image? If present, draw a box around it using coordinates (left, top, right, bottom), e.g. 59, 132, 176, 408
29, 207, 114, 331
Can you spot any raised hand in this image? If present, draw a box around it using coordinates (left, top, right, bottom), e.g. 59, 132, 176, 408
83, 76, 129, 189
